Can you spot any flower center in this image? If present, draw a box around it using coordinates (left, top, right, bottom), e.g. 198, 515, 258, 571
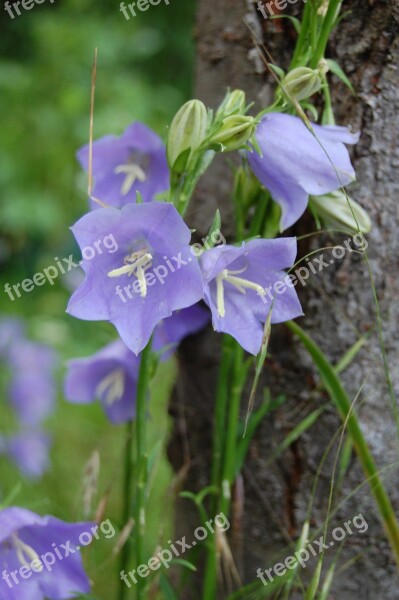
107, 248, 153, 298
114, 151, 150, 196
11, 534, 43, 571
215, 266, 266, 318
114, 163, 147, 196
96, 368, 125, 406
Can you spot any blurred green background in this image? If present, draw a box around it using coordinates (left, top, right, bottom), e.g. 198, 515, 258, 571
0, 0, 196, 597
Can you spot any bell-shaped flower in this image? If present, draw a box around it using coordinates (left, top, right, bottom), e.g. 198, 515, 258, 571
0, 507, 93, 599
152, 304, 210, 359
2, 431, 51, 480
77, 122, 170, 208
64, 339, 140, 424
7, 340, 58, 426
248, 113, 359, 230
200, 238, 303, 355
0, 316, 24, 357
66, 202, 204, 355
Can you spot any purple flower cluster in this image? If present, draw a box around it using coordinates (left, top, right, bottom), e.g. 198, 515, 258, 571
67, 114, 358, 420
0, 317, 58, 480
0, 507, 92, 600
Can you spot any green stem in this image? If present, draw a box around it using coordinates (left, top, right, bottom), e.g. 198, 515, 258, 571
135, 340, 153, 599
119, 421, 135, 600
219, 344, 245, 517
290, 0, 311, 68
310, 0, 341, 68
203, 337, 234, 600
287, 321, 399, 570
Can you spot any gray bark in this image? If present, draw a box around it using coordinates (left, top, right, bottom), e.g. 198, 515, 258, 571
168, 1, 399, 598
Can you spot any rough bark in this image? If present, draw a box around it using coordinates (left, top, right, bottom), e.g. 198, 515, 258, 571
168, 1, 399, 598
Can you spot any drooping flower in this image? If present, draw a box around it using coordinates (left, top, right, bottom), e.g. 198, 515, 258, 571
64, 339, 140, 424
7, 340, 58, 426
248, 113, 359, 230
0, 507, 92, 599
152, 304, 210, 359
200, 238, 303, 355
2, 431, 51, 480
77, 122, 170, 208
0, 316, 24, 357
65, 305, 209, 422
67, 202, 204, 355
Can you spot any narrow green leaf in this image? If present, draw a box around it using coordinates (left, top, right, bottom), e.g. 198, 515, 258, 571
286, 321, 399, 569
171, 558, 197, 572
159, 573, 180, 600
326, 59, 355, 94
267, 406, 326, 465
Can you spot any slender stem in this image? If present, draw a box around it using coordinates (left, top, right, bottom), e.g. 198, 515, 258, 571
219, 343, 245, 517
135, 341, 153, 599
119, 421, 135, 600
203, 337, 233, 599
290, 0, 311, 68
310, 0, 341, 68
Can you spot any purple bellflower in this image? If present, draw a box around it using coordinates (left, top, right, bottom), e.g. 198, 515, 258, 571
64, 339, 140, 424
65, 305, 209, 422
4, 431, 51, 480
0, 317, 24, 358
77, 122, 170, 209
152, 304, 210, 359
7, 340, 58, 426
0, 507, 92, 600
200, 238, 303, 355
66, 202, 204, 355
248, 113, 359, 230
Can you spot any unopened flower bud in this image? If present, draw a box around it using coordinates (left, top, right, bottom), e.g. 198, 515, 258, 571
281, 67, 322, 102
216, 89, 246, 119
206, 115, 256, 152
167, 99, 208, 171
310, 191, 372, 233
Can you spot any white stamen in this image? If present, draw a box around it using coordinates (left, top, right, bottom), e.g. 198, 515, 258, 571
107, 250, 153, 298
114, 164, 147, 196
11, 535, 43, 571
96, 368, 125, 406
215, 267, 266, 318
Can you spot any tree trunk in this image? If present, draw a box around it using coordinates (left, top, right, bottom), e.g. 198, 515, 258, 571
168, 1, 399, 597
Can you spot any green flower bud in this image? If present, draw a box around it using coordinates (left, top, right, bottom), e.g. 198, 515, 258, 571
206, 115, 256, 152
216, 89, 246, 119
167, 99, 208, 172
310, 191, 372, 234
281, 67, 322, 102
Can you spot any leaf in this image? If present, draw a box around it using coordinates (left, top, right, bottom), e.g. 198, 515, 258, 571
171, 558, 197, 572
159, 573, 180, 600
243, 308, 273, 436
270, 14, 301, 34
326, 59, 355, 94
205, 209, 222, 249
267, 406, 326, 465
286, 321, 399, 566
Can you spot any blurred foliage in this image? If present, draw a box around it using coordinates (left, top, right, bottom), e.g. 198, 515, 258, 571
0, 2, 195, 597
0, 0, 196, 302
